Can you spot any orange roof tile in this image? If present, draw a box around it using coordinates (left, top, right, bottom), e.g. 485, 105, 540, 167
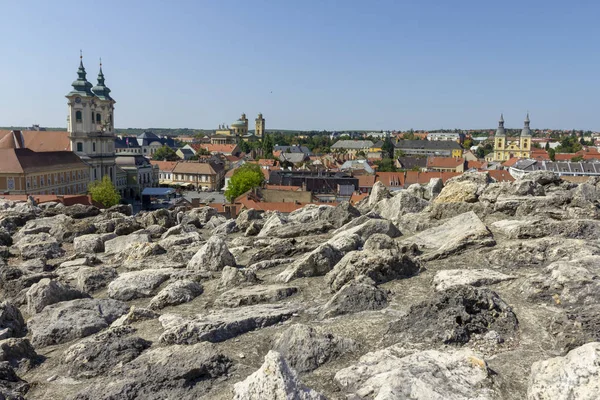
488, 170, 515, 182
150, 160, 179, 171
190, 143, 239, 154
0, 130, 70, 152
357, 175, 376, 188
501, 157, 520, 167
375, 172, 405, 187
350, 192, 369, 204
264, 185, 303, 191
466, 160, 486, 169
427, 157, 464, 169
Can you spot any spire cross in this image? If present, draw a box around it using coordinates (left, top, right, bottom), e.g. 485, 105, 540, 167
99, 57, 102, 67
80, 50, 83, 60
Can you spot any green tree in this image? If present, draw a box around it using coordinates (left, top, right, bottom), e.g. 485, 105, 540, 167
548, 148, 556, 161
463, 139, 473, 149
381, 137, 395, 159
262, 134, 274, 157
88, 176, 121, 208
544, 142, 550, 151
152, 145, 179, 161
196, 147, 211, 156
376, 157, 397, 172
571, 155, 584, 162
225, 164, 265, 202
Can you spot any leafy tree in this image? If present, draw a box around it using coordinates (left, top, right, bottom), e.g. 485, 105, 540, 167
262, 134, 274, 156
89, 176, 121, 208
544, 142, 550, 151
571, 155, 584, 162
381, 137, 395, 159
476, 147, 485, 159
376, 157, 397, 172
463, 139, 473, 149
196, 147, 211, 156
152, 145, 179, 161
548, 148, 556, 161
238, 140, 251, 154
225, 163, 265, 202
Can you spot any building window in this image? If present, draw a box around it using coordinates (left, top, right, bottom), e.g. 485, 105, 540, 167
61, 172, 65, 183
78, 170, 81, 180
26, 178, 31, 189
7, 177, 14, 190
94, 169, 97, 180
96, 113, 101, 123
72, 171, 76, 181
40, 176, 44, 186
75, 111, 82, 123
92, 142, 96, 152
76, 142, 83, 152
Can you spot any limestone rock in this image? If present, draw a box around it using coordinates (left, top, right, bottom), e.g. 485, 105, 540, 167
180, 206, 219, 228
274, 324, 357, 372
387, 286, 518, 345
14, 233, 63, 260
236, 208, 264, 230
75, 266, 118, 293
149, 279, 203, 310
263, 220, 334, 239
278, 244, 343, 282
219, 266, 260, 288
187, 236, 236, 271
321, 276, 388, 318
233, 350, 325, 400
0, 361, 30, 399
333, 217, 401, 242
402, 211, 494, 260
28, 298, 129, 347
215, 285, 298, 308
0, 338, 39, 372
73, 233, 117, 254
107, 269, 173, 301
111, 306, 159, 327
0, 303, 25, 339
433, 269, 516, 292
335, 346, 495, 400
63, 326, 151, 378
528, 342, 600, 400
257, 212, 289, 237
372, 191, 430, 223
104, 231, 151, 254
26, 278, 90, 314
159, 303, 298, 345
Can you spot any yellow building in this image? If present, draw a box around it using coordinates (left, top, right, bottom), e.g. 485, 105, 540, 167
487, 114, 532, 162
212, 113, 259, 144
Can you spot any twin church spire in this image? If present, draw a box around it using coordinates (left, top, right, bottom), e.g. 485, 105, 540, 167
495, 113, 531, 137
68, 51, 112, 100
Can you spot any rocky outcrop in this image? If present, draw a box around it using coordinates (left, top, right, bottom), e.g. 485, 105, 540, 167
215, 285, 298, 308
335, 346, 495, 399
75, 266, 118, 292
387, 286, 518, 345
233, 351, 325, 400
187, 236, 236, 271
26, 279, 89, 314
0, 303, 25, 340
321, 275, 388, 318
63, 326, 151, 378
103, 231, 151, 254
0, 338, 39, 372
257, 212, 288, 237
13, 233, 63, 260
73, 233, 117, 254
402, 211, 494, 259
28, 298, 129, 347
433, 269, 516, 291
73, 343, 232, 400
149, 279, 203, 310
528, 342, 600, 400
107, 269, 173, 301
274, 324, 357, 372
219, 266, 259, 288
159, 304, 298, 345
278, 244, 343, 282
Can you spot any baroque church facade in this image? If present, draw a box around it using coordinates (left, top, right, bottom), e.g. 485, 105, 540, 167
487, 114, 532, 162
66, 54, 117, 183
211, 113, 266, 145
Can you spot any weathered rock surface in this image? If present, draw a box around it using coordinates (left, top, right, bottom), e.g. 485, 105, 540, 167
433, 269, 516, 291
103, 231, 151, 254
321, 275, 388, 318
274, 324, 357, 372
278, 243, 343, 282
73, 233, 116, 254
233, 350, 325, 400
63, 326, 151, 378
0, 303, 25, 339
28, 298, 129, 347
0, 338, 39, 371
187, 235, 236, 271
387, 286, 518, 345
0, 361, 30, 399
73, 343, 232, 400
335, 346, 496, 399
527, 342, 600, 400
215, 285, 298, 308
26, 278, 89, 314
159, 304, 298, 344
75, 266, 118, 292
149, 279, 203, 309
219, 266, 259, 288
107, 269, 172, 301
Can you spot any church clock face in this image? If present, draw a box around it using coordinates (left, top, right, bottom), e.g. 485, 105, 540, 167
75, 97, 81, 104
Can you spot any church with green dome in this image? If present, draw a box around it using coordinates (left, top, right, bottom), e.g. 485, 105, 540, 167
211, 113, 265, 145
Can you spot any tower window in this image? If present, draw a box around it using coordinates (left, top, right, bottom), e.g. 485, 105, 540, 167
75, 111, 82, 123
96, 113, 101, 123
76, 142, 83, 152
93, 142, 96, 152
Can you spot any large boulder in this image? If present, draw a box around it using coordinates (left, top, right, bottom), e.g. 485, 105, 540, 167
73, 233, 117, 254
107, 269, 173, 301
215, 285, 298, 308
257, 212, 289, 238
26, 278, 90, 314
233, 351, 326, 400
13, 233, 64, 260
335, 346, 495, 399
372, 191, 430, 223
0, 303, 25, 340
75, 266, 118, 293
492, 218, 600, 240
63, 326, 151, 378
402, 211, 494, 260
278, 244, 344, 282
149, 279, 203, 310
236, 208, 264, 230
0, 338, 39, 372
73, 343, 232, 400
321, 275, 388, 318
262, 220, 334, 239
0, 361, 30, 399
104, 231, 151, 254
332, 217, 401, 242
387, 286, 518, 345
528, 342, 600, 400
28, 298, 129, 347
187, 236, 236, 271
159, 303, 298, 345
180, 206, 219, 228
273, 324, 357, 372
219, 266, 259, 289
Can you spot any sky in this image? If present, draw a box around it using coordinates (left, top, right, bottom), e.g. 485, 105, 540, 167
1, 0, 599, 131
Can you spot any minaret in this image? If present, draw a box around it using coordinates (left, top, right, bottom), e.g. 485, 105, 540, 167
255, 113, 265, 138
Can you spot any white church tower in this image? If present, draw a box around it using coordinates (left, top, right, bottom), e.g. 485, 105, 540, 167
66, 53, 116, 182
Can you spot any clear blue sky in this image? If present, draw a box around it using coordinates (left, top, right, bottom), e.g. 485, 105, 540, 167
1, 0, 599, 131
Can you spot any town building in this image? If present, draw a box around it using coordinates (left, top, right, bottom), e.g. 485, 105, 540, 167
394, 140, 463, 158
212, 113, 263, 144
426, 157, 465, 173
255, 113, 265, 138
66, 55, 116, 182
509, 159, 600, 179
395, 156, 428, 171
426, 132, 465, 143
150, 160, 178, 183
171, 161, 225, 191
176, 147, 195, 160
331, 140, 374, 160
487, 114, 532, 162
0, 130, 89, 195
115, 154, 158, 199
187, 143, 241, 157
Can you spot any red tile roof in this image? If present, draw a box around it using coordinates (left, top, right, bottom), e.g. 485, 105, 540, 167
190, 143, 239, 154
501, 157, 520, 167
404, 171, 461, 185
488, 170, 515, 182
350, 192, 369, 204
466, 160, 486, 169
0, 130, 70, 152
150, 160, 178, 172
427, 157, 464, 169
375, 172, 405, 187
264, 185, 303, 191
357, 175, 376, 188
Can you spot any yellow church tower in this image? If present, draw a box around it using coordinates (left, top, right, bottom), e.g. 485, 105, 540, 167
493, 114, 506, 161
255, 113, 265, 138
